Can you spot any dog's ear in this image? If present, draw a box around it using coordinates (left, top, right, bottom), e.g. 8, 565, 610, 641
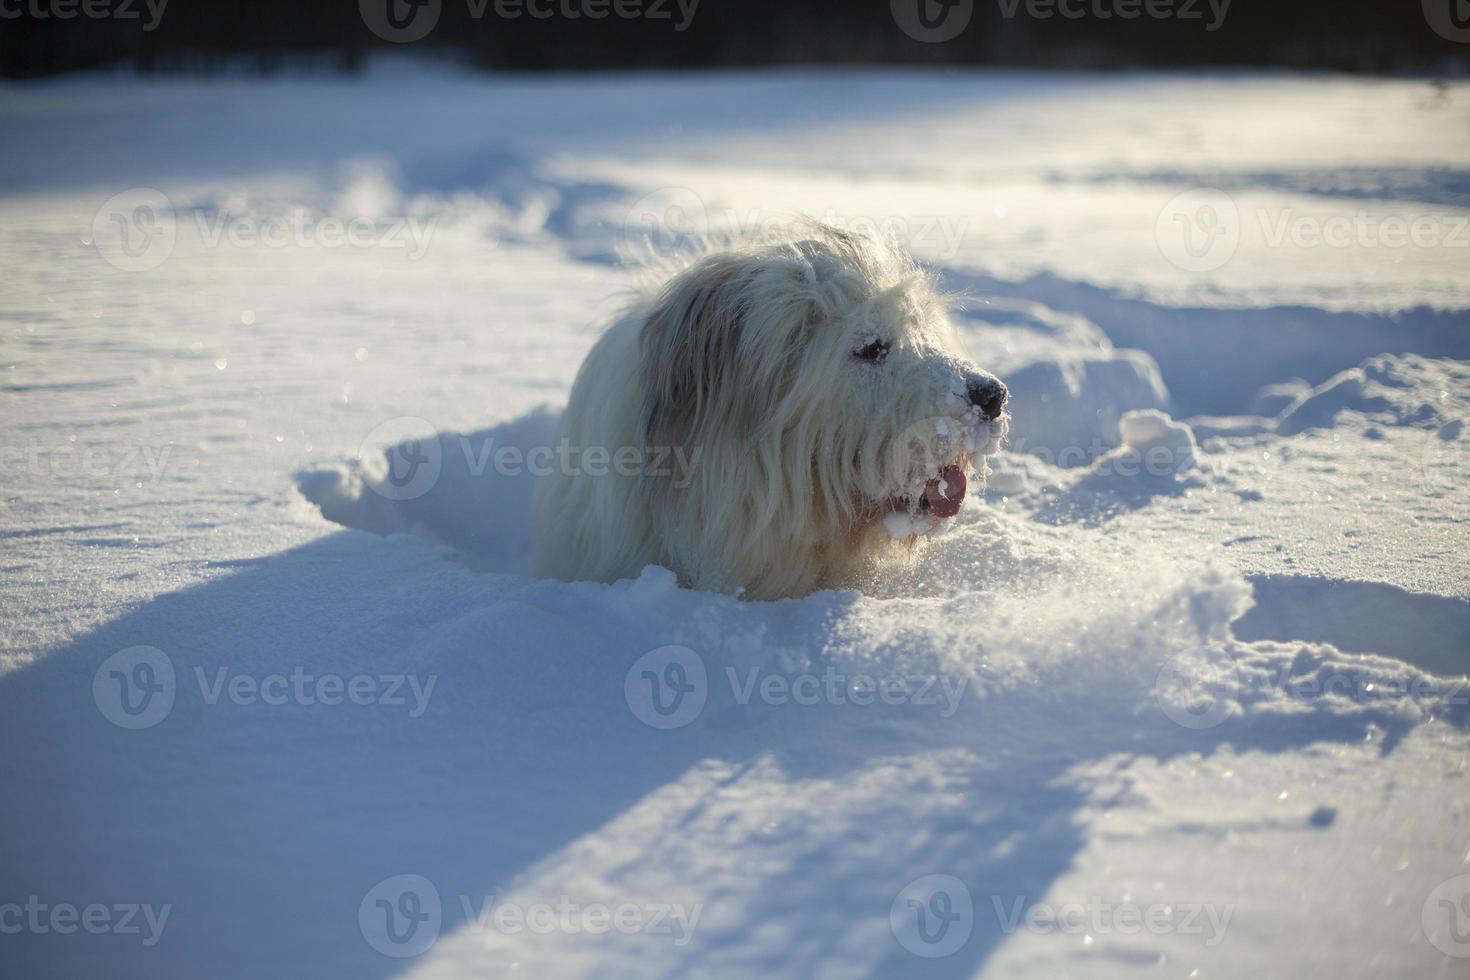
640, 238, 869, 446
640, 253, 767, 446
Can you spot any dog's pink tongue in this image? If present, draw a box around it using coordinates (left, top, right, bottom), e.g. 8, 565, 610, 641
923, 465, 967, 519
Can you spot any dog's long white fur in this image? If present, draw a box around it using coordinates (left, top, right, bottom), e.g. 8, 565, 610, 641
534, 224, 1005, 600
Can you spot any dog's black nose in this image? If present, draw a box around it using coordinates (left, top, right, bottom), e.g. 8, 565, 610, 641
966, 375, 1008, 419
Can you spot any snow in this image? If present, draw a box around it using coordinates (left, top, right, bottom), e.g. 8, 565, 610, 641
1115, 409, 1199, 473
0, 60, 1468, 979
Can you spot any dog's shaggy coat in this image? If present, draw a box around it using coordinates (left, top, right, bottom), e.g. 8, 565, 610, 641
534, 226, 1007, 600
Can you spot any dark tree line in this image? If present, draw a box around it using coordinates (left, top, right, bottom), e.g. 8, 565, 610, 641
1, 0, 1464, 78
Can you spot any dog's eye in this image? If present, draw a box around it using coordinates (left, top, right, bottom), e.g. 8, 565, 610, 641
853, 339, 890, 362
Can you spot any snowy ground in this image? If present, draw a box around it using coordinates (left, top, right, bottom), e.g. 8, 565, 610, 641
1, 62, 1468, 979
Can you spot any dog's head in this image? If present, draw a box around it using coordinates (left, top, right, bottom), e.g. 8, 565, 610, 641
639, 224, 1007, 576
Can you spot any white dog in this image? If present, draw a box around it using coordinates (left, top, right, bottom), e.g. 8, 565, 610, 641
533, 224, 1008, 600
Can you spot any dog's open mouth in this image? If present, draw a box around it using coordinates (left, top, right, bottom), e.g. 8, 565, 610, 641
881, 461, 970, 539
877, 411, 1008, 539
918, 464, 967, 519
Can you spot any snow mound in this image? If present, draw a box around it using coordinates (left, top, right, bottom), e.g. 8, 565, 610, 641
1236, 574, 1470, 678
950, 296, 1172, 467
374, 538, 1460, 979
1276, 354, 1469, 435
1117, 409, 1199, 474
298, 407, 561, 574
1002, 352, 1171, 466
